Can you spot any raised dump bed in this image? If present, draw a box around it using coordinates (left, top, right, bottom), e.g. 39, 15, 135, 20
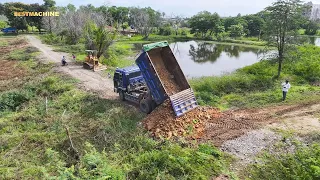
136, 41, 198, 117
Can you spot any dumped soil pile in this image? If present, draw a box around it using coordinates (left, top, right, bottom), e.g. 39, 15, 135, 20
143, 100, 221, 139
143, 102, 276, 145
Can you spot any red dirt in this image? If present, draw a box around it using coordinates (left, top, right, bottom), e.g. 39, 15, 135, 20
143, 100, 221, 139
0, 60, 26, 81
143, 100, 319, 146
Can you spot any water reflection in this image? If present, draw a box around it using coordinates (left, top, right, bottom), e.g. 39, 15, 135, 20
133, 41, 268, 78
188, 42, 264, 64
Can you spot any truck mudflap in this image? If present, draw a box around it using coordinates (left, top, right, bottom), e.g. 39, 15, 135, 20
169, 88, 198, 117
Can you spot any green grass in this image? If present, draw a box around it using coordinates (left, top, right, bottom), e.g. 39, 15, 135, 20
8, 46, 39, 61
247, 142, 320, 180
0, 62, 232, 180
191, 45, 320, 109
0, 36, 233, 179
0, 39, 8, 47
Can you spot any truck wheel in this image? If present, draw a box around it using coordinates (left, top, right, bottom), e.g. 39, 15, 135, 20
119, 91, 125, 101
140, 99, 152, 114
151, 100, 157, 111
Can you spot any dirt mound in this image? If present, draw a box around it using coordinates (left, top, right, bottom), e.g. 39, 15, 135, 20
143, 100, 221, 139
143, 101, 277, 146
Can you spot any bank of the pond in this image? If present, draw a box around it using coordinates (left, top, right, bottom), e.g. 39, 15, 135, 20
190, 44, 320, 109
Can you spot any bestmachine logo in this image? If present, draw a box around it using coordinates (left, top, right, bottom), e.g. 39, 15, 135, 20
14, 12, 60, 17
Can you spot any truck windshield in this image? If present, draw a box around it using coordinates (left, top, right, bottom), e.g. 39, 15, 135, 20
114, 72, 120, 80
127, 71, 142, 79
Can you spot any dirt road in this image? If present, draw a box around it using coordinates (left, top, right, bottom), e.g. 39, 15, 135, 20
26, 35, 117, 99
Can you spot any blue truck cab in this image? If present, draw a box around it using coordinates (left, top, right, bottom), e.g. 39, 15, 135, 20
114, 41, 198, 116
113, 65, 155, 113
113, 65, 144, 93
1, 27, 17, 34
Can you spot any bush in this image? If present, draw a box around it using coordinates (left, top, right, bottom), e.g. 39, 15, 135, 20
8, 46, 38, 61
179, 28, 188, 36
191, 73, 274, 97
41, 33, 61, 45
159, 26, 174, 36
248, 143, 320, 180
128, 143, 227, 179
0, 90, 31, 111
43, 144, 125, 179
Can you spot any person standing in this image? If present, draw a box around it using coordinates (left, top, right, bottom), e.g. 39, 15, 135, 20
282, 80, 291, 101
72, 54, 76, 61
61, 56, 67, 66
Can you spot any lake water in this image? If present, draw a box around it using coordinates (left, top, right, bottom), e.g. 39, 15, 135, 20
170, 41, 266, 78
134, 41, 267, 78
309, 37, 320, 46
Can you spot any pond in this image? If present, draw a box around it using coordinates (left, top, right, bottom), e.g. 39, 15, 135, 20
135, 41, 266, 78
309, 37, 320, 46
170, 41, 269, 78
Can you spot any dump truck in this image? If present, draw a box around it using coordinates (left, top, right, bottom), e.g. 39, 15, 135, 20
113, 41, 198, 117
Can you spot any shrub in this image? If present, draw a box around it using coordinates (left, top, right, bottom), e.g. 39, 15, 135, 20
43, 144, 125, 179
41, 33, 61, 45
159, 26, 174, 36
180, 28, 188, 36
191, 73, 274, 97
248, 144, 320, 180
128, 143, 227, 179
8, 46, 38, 61
0, 90, 31, 111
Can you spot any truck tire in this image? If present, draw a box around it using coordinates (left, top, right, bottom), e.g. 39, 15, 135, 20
151, 100, 157, 111
119, 91, 125, 101
140, 99, 152, 114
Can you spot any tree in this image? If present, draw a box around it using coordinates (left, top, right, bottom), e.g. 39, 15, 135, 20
229, 24, 245, 38
264, 0, 306, 78
189, 11, 220, 38
244, 14, 265, 37
107, 6, 129, 28
43, 0, 56, 9
305, 20, 319, 35
66, 3, 76, 12
223, 16, 248, 34
0, 20, 7, 29
3, 2, 29, 31
28, 3, 46, 33
58, 9, 88, 44
129, 7, 152, 38
84, 12, 116, 58
0, 3, 4, 15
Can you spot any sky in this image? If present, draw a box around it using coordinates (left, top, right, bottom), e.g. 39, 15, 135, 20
2, 0, 320, 17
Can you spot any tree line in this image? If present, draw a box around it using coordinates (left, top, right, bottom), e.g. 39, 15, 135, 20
1, 0, 319, 77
